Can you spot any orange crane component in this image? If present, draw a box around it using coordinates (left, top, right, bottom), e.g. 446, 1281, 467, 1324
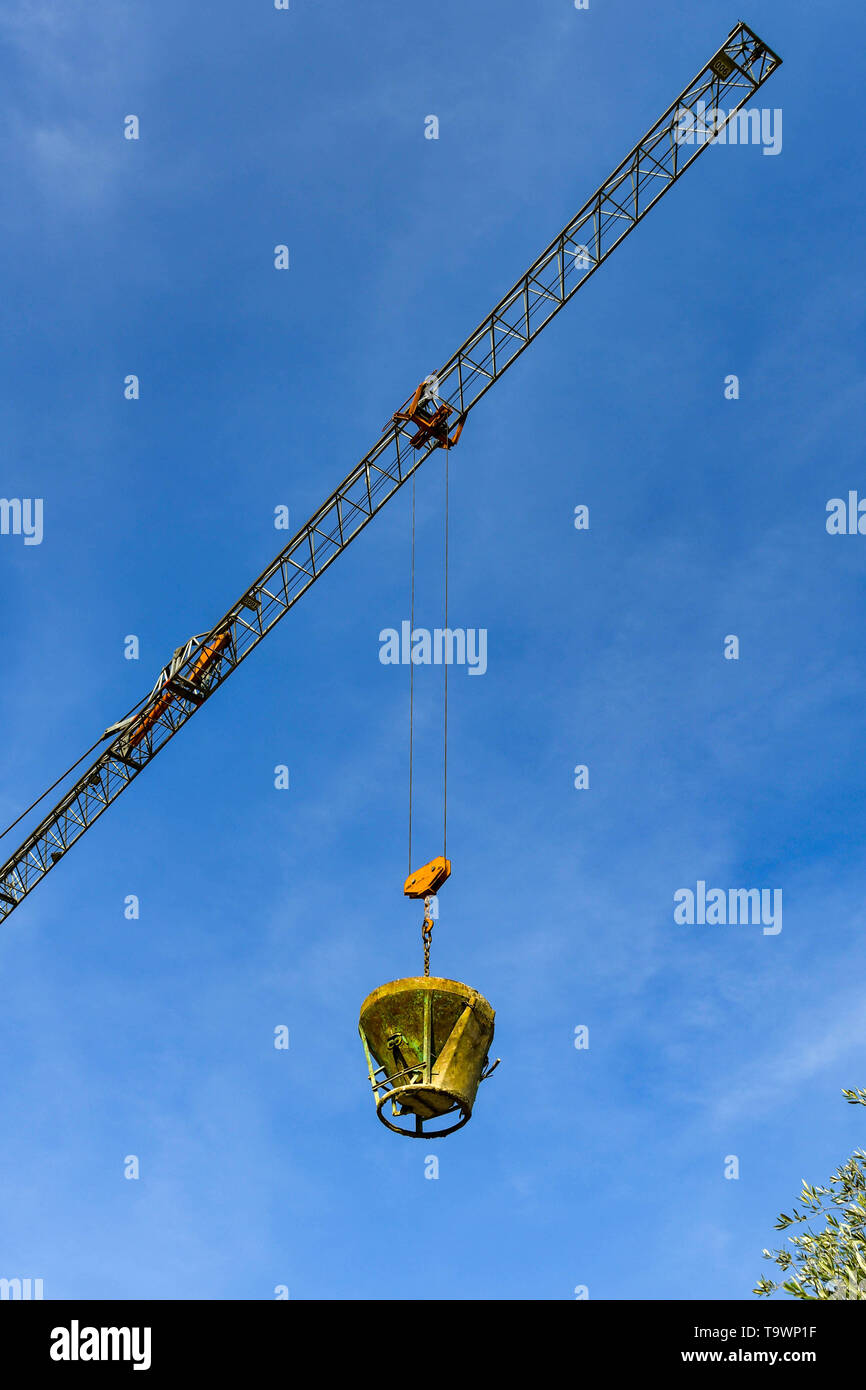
392, 378, 466, 452
404, 857, 452, 978
122, 632, 232, 755
404, 857, 451, 899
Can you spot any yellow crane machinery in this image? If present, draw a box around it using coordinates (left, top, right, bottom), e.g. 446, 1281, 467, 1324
0, 25, 782, 1136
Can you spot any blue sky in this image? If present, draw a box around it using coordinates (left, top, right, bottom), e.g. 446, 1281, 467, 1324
0, 0, 864, 1300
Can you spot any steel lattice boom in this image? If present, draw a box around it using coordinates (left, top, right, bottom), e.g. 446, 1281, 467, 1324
0, 21, 782, 923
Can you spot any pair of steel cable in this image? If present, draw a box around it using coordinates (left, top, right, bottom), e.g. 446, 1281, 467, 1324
407, 456, 449, 973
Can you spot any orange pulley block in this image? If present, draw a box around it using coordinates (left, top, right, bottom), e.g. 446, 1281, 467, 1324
392, 378, 466, 452
404, 856, 450, 978
403, 855, 451, 900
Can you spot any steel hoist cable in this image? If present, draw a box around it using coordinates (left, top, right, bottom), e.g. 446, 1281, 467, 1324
443, 452, 449, 863
406, 458, 451, 976
408, 476, 416, 877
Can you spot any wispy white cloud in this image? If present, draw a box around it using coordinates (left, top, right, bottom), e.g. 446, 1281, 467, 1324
711, 988, 866, 1128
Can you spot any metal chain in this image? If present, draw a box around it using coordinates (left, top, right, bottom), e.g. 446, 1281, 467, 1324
422, 897, 433, 977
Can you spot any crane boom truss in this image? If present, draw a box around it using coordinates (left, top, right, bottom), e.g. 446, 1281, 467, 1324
0, 21, 781, 922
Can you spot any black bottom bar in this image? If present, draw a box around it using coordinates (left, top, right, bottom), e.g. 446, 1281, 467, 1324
0, 1298, 850, 1376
